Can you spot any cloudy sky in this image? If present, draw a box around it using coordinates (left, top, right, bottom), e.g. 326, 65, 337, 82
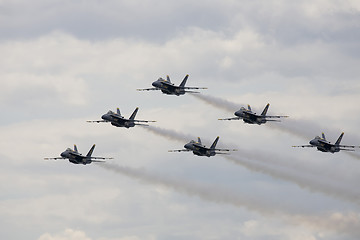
1, 0, 360, 239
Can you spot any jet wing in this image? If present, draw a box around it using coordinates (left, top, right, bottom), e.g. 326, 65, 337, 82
91, 157, 113, 159
292, 145, 316, 148
214, 148, 238, 152
44, 157, 65, 160
133, 120, 156, 123
183, 87, 207, 90
338, 145, 360, 148
137, 88, 159, 91
168, 149, 191, 152
87, 120, 107, 123
339, 148, 355, 151
91, 160, 106, 162
185, 90, 200, 94
264, 115, 289, 118
218, 117, 241, 121
264, 119, 281, 122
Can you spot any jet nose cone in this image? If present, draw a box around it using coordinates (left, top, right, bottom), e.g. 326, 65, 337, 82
184, 143, 193, 150
102, 114, 110, 121
152, 81, 160, 88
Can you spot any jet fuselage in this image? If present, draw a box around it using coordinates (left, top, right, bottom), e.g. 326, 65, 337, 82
184, 141, 216, 157
309, 137, 340, 153
152, 79, 185, 96
101, 111, 135, 128
234, 108, 266, 125
60, 149, 91, 164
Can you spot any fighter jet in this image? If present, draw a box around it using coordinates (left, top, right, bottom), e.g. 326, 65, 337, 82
292, 132, 360, 153
137, 74, 207, 96
44, 144, 113, 165
169, 136, 237, 157
87, 107, 156, 128
218, 103, 288, 125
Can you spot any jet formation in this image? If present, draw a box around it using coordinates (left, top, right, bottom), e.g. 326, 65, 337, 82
292, 132, 360, 153
46, 73, 359, 165
137, 74, 207, 96
219, 103, 288, 125
169, 136, 237, 157
44, 144, 113, 165
87, 107, 156, 128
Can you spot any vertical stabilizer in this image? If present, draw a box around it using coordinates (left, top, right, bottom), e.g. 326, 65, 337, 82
166, 75, 171, 82
261, 103, 270, 116
129, 107, 139, 120
197, 137, 202, 144
335, 132, 344, 145
117, 108, 121, 115
86, 144, 96, 157
321, 132, 326, 140
247, 105, 252, 111
210, 136, 220, 149
179, 74, 189, 87
74, 145, 78, 152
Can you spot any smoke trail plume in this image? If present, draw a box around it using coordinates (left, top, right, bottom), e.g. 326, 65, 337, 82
142, 125, 196, 142
192, 94, 360, 161
100, 163, 360, 237
191, 93, 241, 112
143, 125, 360, 205
224, 154, 360, 205
346, 152, 360, 160
99, 163, 275, 214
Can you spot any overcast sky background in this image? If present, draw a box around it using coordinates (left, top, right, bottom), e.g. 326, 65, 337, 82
1, 0, 360, 239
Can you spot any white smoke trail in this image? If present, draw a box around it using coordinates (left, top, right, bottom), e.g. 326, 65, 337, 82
346, 152, 360, 160
224, 154, 360, 205
99, 163, 360, 237
141, 125, 196, 142
191, 93, 241, 112
192, 94, 360, 161
142, 125, 360, 205
99, 163, 275, 214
